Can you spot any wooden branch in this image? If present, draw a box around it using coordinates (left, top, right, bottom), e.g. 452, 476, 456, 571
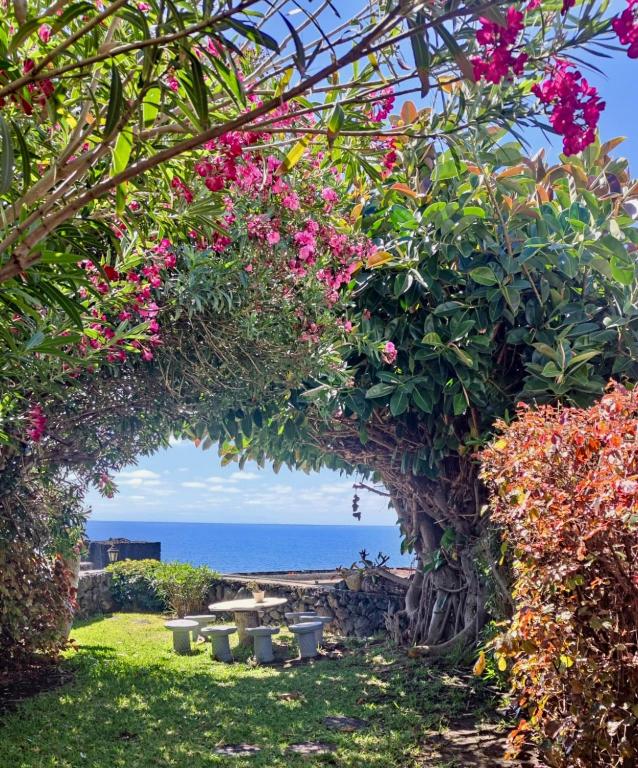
0, 5, 403, 281
353, 482, 391, 497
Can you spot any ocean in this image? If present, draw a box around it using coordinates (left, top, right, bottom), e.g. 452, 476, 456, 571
85, 521, 412, 573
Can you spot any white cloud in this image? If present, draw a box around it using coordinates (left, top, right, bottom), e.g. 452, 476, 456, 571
130, 495, 146, 501
230, 471, 259, 482
119, 469, 160, 481
209, 486, 240, 495
169, 436, 189, 447
319, 483, 353, 495
181, 481, 207, 489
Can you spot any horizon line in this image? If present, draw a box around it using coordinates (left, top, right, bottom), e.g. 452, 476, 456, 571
87, 519, 399, 528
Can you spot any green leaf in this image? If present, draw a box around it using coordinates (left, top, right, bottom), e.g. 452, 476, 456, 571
142, 86, 161, 126
276, 136, 311, 176
610, 255, 634, 285
567, 350, 600, 368
541, 361, 563, 377
453, 391, 467, 415
449, 345, 474, 367
11, 120, 31, 194
327, 104, 345, 139
280, 15, 306, 74
432, 157, 463, 182
470, 266, 498, 286
422, 332, 442, 346
9, 18, 43, 54
390, 390, 409, 416
412, 388, 434, 413
210, 56, 246, 108
185, 52, 209, 129
532, 342, 560, 362
111, 127, 133, 176
365, 383, 396, 399
0, 116, 14, 194
104, 66, 123, 137
408, 17, 430, 96
462, 206, 486, 218
225, 18, 280, 52
434, 22, 475, 82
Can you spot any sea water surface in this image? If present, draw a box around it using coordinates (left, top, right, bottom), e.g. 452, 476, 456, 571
86, 521, 412, 573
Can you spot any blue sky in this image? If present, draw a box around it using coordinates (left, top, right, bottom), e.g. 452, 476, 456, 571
86, 439, 393, 524
88, 2, 638, 524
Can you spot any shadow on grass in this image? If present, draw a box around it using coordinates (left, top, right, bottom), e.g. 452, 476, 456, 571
1, 615, 505, 768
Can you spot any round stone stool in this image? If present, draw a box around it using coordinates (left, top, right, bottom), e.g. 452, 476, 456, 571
201, 625, 237, 662
285, 610, 317, 625
305, 616, 332, 646
289, 621, 322, 659
165, 619, 198, 654
184, 614, 215, 640
246, 626, 280, 664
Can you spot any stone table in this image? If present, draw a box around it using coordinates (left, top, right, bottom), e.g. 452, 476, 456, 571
208, 597, 287, 645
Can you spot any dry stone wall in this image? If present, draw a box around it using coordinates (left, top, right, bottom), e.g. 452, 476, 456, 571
76, 570, 406, 637
208, 577, 404, 637
76, 570, 115, 618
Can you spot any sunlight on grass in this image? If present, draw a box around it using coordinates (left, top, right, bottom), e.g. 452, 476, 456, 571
0, 613, 495, 768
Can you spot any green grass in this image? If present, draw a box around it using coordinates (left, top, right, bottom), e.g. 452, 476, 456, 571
0, 613, 497, 768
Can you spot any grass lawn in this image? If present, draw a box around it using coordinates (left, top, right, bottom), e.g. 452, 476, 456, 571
0, 613, 503, 768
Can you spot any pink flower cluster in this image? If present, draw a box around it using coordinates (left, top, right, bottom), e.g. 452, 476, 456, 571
367, 87, 395, 123
612, 0, 638, 58
0, 59, 54, 114
532, 60, 605, 155
26, 403, 47, 443
75, 240, 176, 365
381, 341, 397, 365
471, 7, 527, 84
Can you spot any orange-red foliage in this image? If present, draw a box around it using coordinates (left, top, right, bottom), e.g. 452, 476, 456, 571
480, 383, 638, 767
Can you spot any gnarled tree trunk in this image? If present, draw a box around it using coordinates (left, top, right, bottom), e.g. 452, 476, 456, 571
315, 423, 506, 654
380, 462, 489, 652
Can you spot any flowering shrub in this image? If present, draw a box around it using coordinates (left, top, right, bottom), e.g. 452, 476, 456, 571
480, 384, 638, 767
0, 467, 83, 675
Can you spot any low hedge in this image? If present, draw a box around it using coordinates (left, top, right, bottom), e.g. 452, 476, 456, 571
106, 559, 219, 616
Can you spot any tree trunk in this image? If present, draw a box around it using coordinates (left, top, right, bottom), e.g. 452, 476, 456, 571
381, 462, 490, 652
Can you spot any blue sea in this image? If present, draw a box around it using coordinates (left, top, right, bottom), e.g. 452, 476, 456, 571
85, 521, 412, 573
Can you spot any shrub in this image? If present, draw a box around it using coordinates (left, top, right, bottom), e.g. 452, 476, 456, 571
107, 559, 218, 616
480, 384, 638, 767
106, 559, 165, 612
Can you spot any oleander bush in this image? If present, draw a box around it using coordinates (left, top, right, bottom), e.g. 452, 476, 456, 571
481, 384, 638, 767
107, 560, 219, 616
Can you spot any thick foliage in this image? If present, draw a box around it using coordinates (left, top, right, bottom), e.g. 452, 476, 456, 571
107, 559, 219, 616
0, 458, 83, 675
481, 384, 638, 767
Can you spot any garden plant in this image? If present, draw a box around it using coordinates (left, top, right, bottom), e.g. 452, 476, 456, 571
1, 0, 638, 764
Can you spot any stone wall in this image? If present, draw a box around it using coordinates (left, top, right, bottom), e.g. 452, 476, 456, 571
207, 575, 405, 637
76, 570, 116, 618
75, 570, 407, 638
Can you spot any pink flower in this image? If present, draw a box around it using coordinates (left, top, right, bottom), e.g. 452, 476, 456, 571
381, 341, 398, 365
282, 192, 300, 210
612, 0, 638, 59
245, 264, 253, 273
142, 349, 154, 361
532, 60, 605, 155
38, 24, 52, 43
266, 231, 280, 246
471, 7, 527, 84
26, 404, 47, 443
